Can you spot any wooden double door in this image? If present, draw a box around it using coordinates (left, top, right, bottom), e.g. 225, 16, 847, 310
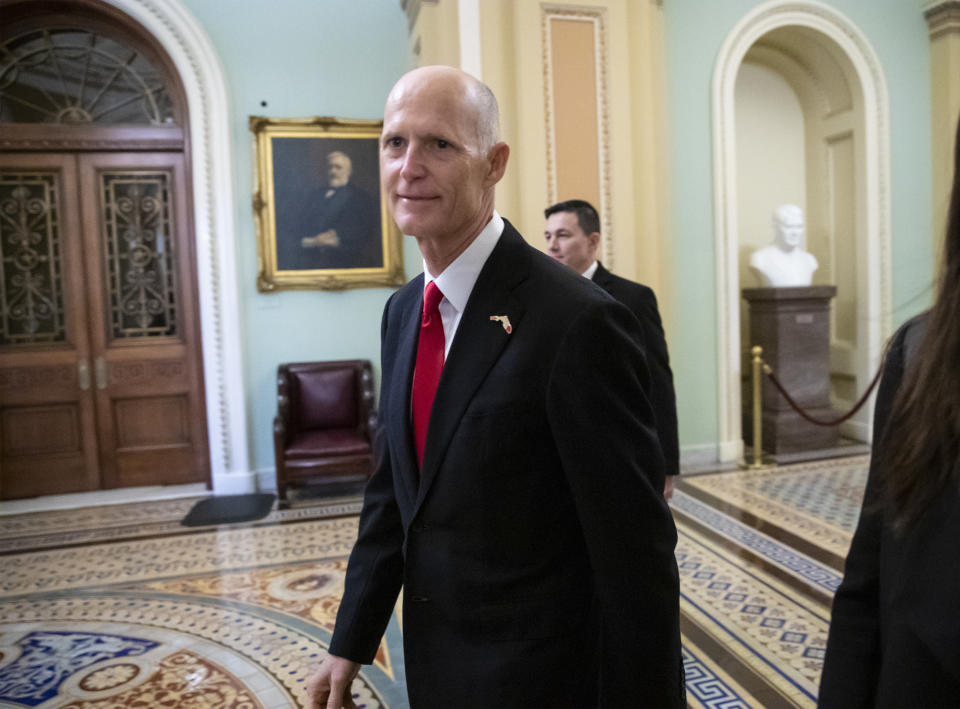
0, 151, 209, 499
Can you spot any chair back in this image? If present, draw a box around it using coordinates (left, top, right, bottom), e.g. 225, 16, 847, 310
292, 365, 359, 431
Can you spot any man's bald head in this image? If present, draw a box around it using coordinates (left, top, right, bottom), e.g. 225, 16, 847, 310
385, 66, 500, 154
379, 65, 510, 273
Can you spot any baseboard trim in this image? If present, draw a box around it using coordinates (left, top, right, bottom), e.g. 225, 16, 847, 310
0, 483, 207, 515
680, 441, 746, 475
212, 469, 258, 495
256, 468, 278, 493
680, 443, 720, 469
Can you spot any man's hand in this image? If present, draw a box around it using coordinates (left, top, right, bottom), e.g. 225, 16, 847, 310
306, 654, 361, 709
302, 229, 340, 248
663, 475, 676, 502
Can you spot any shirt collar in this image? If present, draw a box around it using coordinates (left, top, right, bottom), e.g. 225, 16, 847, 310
581, 260, 599, 280
423, 211, 504, 313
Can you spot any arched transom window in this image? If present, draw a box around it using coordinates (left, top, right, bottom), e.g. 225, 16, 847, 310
0, 28, 176, 125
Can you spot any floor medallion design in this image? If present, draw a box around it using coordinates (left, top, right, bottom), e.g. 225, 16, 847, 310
59, 650, 262, 709
0, 631, 158, 707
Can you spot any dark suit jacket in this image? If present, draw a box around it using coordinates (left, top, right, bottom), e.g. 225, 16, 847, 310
329, 221, 683, 708
592, 262, 679, 477
820, 312, 960, 707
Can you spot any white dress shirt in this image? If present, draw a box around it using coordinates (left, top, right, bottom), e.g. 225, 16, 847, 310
581, 260, 599, 280
423, 211, 505, 358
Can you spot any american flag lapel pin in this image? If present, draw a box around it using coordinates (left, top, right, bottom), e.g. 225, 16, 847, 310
489, 315, 512, 334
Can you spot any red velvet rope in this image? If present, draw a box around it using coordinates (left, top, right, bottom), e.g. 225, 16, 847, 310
763, 362, 884, 427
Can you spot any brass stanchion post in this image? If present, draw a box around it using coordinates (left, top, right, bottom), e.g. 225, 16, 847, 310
751, 345, 764, 468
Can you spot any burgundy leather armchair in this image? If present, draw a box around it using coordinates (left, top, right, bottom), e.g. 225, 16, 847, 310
273, 360, 377, 504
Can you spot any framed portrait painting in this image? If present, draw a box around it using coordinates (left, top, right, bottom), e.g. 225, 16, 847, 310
251, 116, 405, 291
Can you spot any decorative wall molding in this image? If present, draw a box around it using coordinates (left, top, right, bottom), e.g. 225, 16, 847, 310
458, 0, 482, 78
400, 0, 438, 31
109, 361, 185, 385
0, 124, 184, 152
541, 5, 614, 268
712, 0, 891, 463
925, 1, 960, 39
102, 0, 253, 492
0, 366, 74, 389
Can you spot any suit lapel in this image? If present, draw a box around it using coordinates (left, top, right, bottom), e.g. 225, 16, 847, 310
592, 261, 614, 289
415, 223, 530, 509
387, 277, 423, 505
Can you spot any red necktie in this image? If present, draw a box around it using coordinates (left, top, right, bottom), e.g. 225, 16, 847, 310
412, 281, 445, 467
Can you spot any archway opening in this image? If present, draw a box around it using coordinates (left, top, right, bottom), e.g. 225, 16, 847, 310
713, 2, 891, 464
735, 27, 869, 456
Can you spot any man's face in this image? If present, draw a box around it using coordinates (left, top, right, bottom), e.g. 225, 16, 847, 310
544, 211, 599, 275
380, 72, 497, 243
327, 154, 351, 188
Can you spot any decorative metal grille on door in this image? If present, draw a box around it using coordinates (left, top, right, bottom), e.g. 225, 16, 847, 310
0, 172, 66, 345
101, 172, 178, 339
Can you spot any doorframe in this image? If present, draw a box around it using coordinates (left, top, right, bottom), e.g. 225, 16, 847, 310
101, 0, 253, 492
711, 0, 892, 463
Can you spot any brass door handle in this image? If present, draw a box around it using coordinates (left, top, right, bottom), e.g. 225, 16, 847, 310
94, 356, 107, 390
78, 359, 91, 391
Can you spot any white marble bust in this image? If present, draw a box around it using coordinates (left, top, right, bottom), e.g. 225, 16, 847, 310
749, 204, 818, 287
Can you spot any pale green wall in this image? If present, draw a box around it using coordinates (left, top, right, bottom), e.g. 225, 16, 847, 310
179, 0, 416, 476
663, 0, 934, 453
176, 0, 935, 472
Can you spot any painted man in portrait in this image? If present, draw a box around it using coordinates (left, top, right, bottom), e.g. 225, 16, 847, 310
277, 149, 382, 271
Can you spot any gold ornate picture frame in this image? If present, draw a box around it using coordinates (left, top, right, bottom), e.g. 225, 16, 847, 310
251, 116, 405, 291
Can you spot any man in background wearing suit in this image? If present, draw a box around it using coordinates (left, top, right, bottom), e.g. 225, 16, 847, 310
307, 66, 682, 709
544, 199, 680, 500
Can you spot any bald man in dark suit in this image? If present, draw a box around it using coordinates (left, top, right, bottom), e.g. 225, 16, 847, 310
307, 67, 683, 709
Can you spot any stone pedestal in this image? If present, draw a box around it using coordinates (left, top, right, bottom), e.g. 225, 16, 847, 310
742, 286, 839, 454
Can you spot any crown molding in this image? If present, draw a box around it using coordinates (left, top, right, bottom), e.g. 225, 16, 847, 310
925, 1, 960, 39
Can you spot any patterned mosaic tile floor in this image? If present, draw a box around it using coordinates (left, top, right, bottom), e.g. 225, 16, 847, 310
0, 455, 868, 708
678, 454, 868, 568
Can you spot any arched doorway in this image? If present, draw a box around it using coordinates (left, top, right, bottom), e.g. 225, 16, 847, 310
0, 0, 210, 497
712, 0, 892, 463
